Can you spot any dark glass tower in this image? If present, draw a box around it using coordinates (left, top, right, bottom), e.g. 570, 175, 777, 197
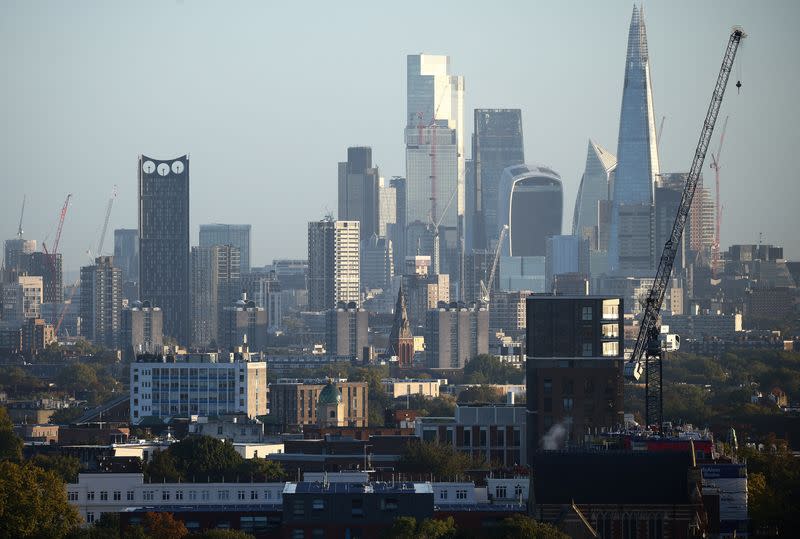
138, 154, 190, 344
609, 5, 660, 271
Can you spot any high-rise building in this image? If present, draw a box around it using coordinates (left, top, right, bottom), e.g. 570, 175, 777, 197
473, 109, 525, 250
199, 224, 252, 273
114, 229, 139, 283
387, 286, 414, 368
654, 173, 689, 272
219, 293, 268, 353
240, 270, 282, 329
338, 147, 380, 242
572, 140, 617, 250
2, 239, 35, 283
463, 249, 492, 304
545, 235, 590, 292
361, 234, 393, 291
402, 257, 449, 327
80, 256, 122, 349
21, 252, 63, 303
405, 54, 464, 252
138, 155, 190, 344
689, 181, 716, 264
120, 301, 163, 361
609, 6, 660, 271
498, 164, 563, 257
325, 302, 369, 361
389, 177, 407, 272
489, 290, 530, 342
377, 177, 397, 238
525, 295, 624, 449
307, 219, 360, 311
425, 302, 488, 370
190, 244, 240, 349
2, 275, 43, 323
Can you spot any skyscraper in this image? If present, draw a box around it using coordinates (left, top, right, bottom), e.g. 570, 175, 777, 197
190, 244, 240, 349
199, 224, 252, 272
338, 147, 380, 242
473, 109, 525, 250
609, 5, 660, 272
307, 219, 360, 311
572, 140, 617, 250
138, 155, 190, 344
498, 164, 563, 257
405, 54, 464, 255
389, 177, 407, 273
80, 256, 122, 349
114, 229, 139, 283
3, 239, 35, 283
21, 252, 62, 303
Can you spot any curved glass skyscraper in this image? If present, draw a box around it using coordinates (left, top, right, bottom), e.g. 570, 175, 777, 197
572, 139, 616, 249
609, 5, 660, 272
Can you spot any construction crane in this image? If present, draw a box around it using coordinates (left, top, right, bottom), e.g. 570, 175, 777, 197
96, 185, 118, 256
17, 195, 26, 239
657, 115, 666, 149
624, 27, 746, 432
55, 277, 79, 337
710, 116, 729, 280
480, 225, 508, 304
42, 193, 72, 278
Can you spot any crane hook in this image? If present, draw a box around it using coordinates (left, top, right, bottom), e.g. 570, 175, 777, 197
736, 80, 742, 94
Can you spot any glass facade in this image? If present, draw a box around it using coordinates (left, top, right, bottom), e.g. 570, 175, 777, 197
139, 155, 190, 344
572, 140, 616, 249
609, 6, 660, 271
199, 224, 251, 272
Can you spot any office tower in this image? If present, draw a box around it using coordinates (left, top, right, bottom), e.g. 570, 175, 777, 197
120, 301, 163, 361
377, 178, 397, 238
219, 293, 268, 353
545, 235, 590, 292
240, 270, 281, 328
338, 147, 380, 242
498, 256, 546, 293
387, 287, 414, 368
325, 302, 369, 361
272, 259, 308, 290
405, 54, 464, 257
80, 256, 122, 349
463, 249, 492, 304
2, 275, 43, 323
21, 252, 63, 303
473, 109, 525, 249
389, 177, 407, 272
498, 164, 563, 256
572, 140, 617, 250
190, 246, 217, 348
402, 256, 450, 327
654, 173, 689, 272
130, 352, 268, 424
489, 290, 530, 342
214, 245, 242, 343
199, 224, 252, 272
138, 155, 190, 344
114, 229, 139, 282
689, 181, 716, 263
425, 302, 488, 370
3, 239, 36, 282
618, 202, 654, 272
307, 219, 360, 311
525, 296, 624, 449
361, 234, 393, 291
609, 6, 660, 271
465, 158, 476, 251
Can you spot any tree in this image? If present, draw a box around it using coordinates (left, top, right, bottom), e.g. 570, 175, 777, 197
386, 516, 418, 539
237, 457, 286, 482
49, 407, 86, 425
145, 449, 181, 483
122, 525, 149, 539
0, 461, 81, 538
192, 530, 255, 539
457, 386, 504, 404
29, 454, 81, 482
143, 512, 187, 539
0, 406, 22, 462
398, 440, 485, 480
491, 514, 570, 539
464, 355, 524, 385
387, 517, 456, 539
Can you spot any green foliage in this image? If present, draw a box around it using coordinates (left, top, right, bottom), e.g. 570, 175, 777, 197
29, 454, 81, 483
55, 362, 122, 406
457, 385, 504, 404
49, 406, 87, 425
0, 460, 81, 538
490, 514, 570, 539
398, 440, 486, 480
143, 512, 187, 539
739, 444, 800, 535
122, 526, 148, 539
404, 394, 457, 417
0, 366, 46, 396
145, 436, 285, 483
662, 383, 713, 426
67, 513, 121, 539
464, 354, 524, 385
191, 530, 255, 539
0, 406, 23, 462
387, 516, 456, 539
349, 365, 391, 427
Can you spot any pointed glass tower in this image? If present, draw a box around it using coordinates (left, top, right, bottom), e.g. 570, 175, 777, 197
609, 5, 660, 271
572, 139, 617, 249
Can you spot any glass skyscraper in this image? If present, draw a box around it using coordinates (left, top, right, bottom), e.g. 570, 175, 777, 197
199, 224, 252, 272
609, 5, 660, 272
572, 140, 616, 250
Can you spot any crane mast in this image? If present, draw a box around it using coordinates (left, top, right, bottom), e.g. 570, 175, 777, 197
710, 116, 729, 280
480, 225, 508, 304
624, 27, 745, 432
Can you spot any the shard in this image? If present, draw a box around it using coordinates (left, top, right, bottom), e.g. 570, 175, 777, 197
608, 5, 660, 272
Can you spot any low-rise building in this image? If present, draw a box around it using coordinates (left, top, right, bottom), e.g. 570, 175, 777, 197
381, 378, 445, 399
187, 414, 265, 443
269, 378, 368, 431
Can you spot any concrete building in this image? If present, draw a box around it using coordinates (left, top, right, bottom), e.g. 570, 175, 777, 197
382, 378, 444, 399
269, 378, 368, 431
120, 301, 163, 361
307, 219, 360, 311
377, 177, 396, 238
425, 302, 489, 370
219, 294, 268, 353
190, 244, 241, 348
463, 249, 492, 304
138, 155, 190, 344
545, 235, 590, 292
2, 275, 43, 323
199, 224, 252, 273
489, 290, 530, 342
498, 256, 546, 293
325, 302, 368, 361
361, 234, 393, 291
338, 146, 380, 242
403, 266, 449, 328
526, 296, 624, 450
21, 251, 63, 303
21, 317, 56, 356
388, 177, 407, 272
2, 238, 35, 282
188, 414, 265, 443
130, 351, 268, 425
80, 256, 122, 349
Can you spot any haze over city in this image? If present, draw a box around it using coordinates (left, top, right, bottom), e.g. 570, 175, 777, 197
1, 0, 798, 272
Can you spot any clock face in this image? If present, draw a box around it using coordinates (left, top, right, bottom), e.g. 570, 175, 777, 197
157, 163, 170, 176
142, 160, 156, 174
171, 160, 185, 174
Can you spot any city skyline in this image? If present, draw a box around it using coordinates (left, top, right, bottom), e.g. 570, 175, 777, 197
1, 1, 798, 273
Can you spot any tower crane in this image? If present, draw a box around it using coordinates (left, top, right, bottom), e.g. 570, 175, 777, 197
657, 116, 666, 150
96, 185, 118, 256
42, 193, 72, 279
624, 27, 746, 432
480, 225, 508, 304
17, 195, 26, 239
710, 116, 729, 280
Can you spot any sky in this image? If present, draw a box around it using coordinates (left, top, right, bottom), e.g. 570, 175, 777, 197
1, 0, 798, 275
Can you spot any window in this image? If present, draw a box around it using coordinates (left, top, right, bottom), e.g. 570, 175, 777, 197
113, 491, 121, 501
68, 491, 78, 501
582, 306, 593, 320
237, 490, 246, 500
496, 429, 505, 446
514, 484, 524, 499
495, 485, 508, 499
479, 429, 487, 447
291, 530, 305, 539
250, 490, 258, 500
351, 499, 364, 517
543, 379, 552, 395
312, 529, 324, 538
582, 343, 593, 356
127, 490, 135, 501
218, 490, 230, 501
201, 490, 210, 501
162, 490, 170, 501
463, 430, 471, 446
456, 489, 467, 500
584, 378, 595, 394
292, 500, 305, 517
602, 300, 619, 319
602, 342, 620, 357
188, 491, 196, 501
264, 490, 272, 500
312, 499, 324, 510
601, 323, 619, 338
563, 398, 574, 412
439, 489, 448, 500
86, 512, 95, 524
87, 491, 95, 501
562, 379, 574, 395
175, 490, 183, 501
382, 498, 399, 510
143, 490, 154, 501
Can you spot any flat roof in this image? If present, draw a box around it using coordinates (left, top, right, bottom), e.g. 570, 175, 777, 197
292, 482, 432, 494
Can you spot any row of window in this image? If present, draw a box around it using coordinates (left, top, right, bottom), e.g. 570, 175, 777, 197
72, 488, 281, 502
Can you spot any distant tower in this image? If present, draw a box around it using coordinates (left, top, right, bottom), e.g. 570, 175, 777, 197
80, 256, 122, 349
609, 5, 660, 272
307, 219, 360, 311
387, 286, 415, 368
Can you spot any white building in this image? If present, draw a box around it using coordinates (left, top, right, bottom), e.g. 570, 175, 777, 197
2, 275, 43, 323
381, 378, 446, 399
130, 352, 268, 425
307, 219, 360, 311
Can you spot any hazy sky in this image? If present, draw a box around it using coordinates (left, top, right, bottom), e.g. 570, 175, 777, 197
1, 1, 798, 274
